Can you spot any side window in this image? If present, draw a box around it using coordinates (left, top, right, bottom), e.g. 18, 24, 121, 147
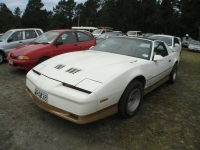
154, 42, 168, 57
25, 30, 37, 39
102, 30, 105, 34
174, 38, 180, 45
9, 31, 23, 42
59, 32, 77, 44
36, 30, 42, 36
76, 32, 92, 42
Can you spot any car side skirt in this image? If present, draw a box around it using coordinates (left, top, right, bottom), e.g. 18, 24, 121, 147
144, 75, 169, 95
26, 87, 118, 124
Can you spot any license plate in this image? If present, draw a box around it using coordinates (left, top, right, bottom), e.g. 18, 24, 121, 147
9, 60, 13, 65
35, 88, 48, 102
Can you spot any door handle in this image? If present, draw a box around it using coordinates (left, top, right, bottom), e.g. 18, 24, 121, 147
74, 44, 78, 46
19, 41, 22, 44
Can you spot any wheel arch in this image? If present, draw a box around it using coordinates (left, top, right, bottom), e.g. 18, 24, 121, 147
0, 49, 6, 58
127, 75, 146, 89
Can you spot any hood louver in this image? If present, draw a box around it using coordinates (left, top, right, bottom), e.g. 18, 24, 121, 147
66, 68, 82, 74
54, 64, 65, 70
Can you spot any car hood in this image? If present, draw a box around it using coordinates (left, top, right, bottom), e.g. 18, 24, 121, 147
10, 44, 51, 56
34, 50, 145, 86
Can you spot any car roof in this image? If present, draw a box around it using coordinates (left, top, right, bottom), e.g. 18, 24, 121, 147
151, 34, 175, 38
9, 28, 43, 32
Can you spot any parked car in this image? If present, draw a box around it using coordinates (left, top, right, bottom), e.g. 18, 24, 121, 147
0, 33, 3, 38
96, 32, 123, 44
182, 36, 192, 48
126, 31, 143, 37
92, 28, 113, 37
26, 36, 180, 124
188, 40, 200, 52
0, 28, 43, 64
143, 33, 154, 38
149, 34, 182, 57
7, 30, 96, 70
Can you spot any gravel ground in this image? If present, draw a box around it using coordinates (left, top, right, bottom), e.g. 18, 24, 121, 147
0, 48, 200, 150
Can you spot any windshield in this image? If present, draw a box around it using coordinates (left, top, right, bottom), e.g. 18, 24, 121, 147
92, 29, 102, 34
0, 31, 13, 42
150, 35, 172, 46
90, 37, 152, 60
190, 40, 200, 45
33, 31, 59, 44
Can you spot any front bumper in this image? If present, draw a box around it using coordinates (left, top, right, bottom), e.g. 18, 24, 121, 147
26, 87, 117, 124
26, 70, 118, 124
7, 57, 36, 70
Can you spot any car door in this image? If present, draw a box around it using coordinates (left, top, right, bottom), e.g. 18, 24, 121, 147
76, 31, 95, 50
5, 31, 24, 53
53, 31, 82, 56
173, 37, 182, 52
23, 30, 38, 45
150, 41, 172, 85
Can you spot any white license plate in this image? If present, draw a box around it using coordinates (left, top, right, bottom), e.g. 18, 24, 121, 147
9, 60, 13, 65
35, 88, 48, 102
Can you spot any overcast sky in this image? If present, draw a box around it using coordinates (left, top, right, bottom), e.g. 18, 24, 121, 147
1, 0, 86, 12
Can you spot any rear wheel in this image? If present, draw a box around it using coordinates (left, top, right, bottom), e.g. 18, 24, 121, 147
169, 63, 177, 84
0, 52, 5, 64
118, 80, 143, 118
36, 57, 49, 65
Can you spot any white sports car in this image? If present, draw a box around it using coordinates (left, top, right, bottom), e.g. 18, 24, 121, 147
26, 37, 180, 124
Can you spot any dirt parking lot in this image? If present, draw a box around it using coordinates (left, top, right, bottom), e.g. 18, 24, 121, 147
0, 48, 200, 150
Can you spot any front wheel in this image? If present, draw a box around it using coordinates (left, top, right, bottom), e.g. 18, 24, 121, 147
168, 63, 177, 84
118, 80, 143, 118
0, 52, 4, 64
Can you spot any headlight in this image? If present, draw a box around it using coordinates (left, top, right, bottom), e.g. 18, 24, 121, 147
76, 79, 102, 92
17, 55, 30, 60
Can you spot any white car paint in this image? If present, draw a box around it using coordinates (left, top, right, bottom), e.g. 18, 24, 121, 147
26, 37, 180, 124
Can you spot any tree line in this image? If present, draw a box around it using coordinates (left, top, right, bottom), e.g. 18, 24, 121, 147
0, 0, 200, 39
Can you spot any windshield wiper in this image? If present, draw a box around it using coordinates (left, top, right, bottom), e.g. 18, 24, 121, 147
42, 42, 50, 44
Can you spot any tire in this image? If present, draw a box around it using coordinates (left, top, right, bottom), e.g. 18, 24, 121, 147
168, 63, 177, 84
0, 52, 4, 64
36, 57, 49, 65
118, 80, 143, 118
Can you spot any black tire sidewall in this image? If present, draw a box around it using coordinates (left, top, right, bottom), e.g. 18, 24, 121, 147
118, 80, 143, 118
169, 63, 177, 84
0, 52, 4, 64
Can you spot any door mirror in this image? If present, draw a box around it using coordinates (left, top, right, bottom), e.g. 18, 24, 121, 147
174, 43, 180, 47
154, 55, 164, 62
7, 37, 13, 42
54, 41, 63, 46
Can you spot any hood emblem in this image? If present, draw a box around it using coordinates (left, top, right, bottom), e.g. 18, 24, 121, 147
54, 64, 65, 70
66, 68, 82, 74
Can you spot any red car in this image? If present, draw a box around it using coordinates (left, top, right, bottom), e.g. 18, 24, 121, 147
7, 29, 96, 70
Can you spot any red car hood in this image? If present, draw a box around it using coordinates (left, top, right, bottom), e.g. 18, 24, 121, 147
10, 44, 51, 56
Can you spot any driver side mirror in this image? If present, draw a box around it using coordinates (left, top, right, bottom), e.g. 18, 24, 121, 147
153, 55, 164, 62
174, 43, 180, 47
54, 41, 63, 46
7, 37, 13, 42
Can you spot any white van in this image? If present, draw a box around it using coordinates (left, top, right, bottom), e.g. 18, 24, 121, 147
72, 27, 98, 33
126, 31, 143, 37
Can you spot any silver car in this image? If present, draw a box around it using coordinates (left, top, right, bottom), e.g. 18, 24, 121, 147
0, 28, 43, 63
188, 40, 200, 52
